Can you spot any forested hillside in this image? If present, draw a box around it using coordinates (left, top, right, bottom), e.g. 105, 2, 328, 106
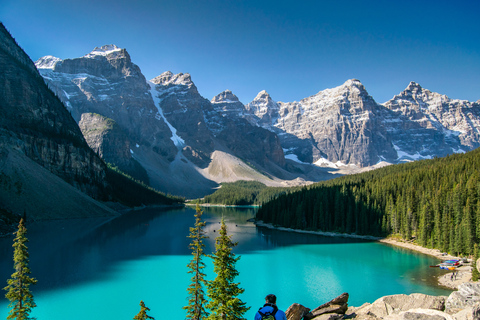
256, 149, 480, 256
195, 180, 296, 206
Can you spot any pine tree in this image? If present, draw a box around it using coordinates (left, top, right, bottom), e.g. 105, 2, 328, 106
472, 243, 479, 282
3, 218, 37, 320
184, 204, 209, 320
206, 218, 249, 320
133, 300, 154, 320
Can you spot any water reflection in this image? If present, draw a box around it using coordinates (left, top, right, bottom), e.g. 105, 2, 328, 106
0, 205, 450, 297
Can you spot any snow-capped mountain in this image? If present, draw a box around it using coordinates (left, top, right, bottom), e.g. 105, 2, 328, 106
36, 45, 178, 183
244, 80, 480, 166
36, 46, 302, 198
382, 81, 480, 160
243, 79, 396, 165
35, 44, 480, 197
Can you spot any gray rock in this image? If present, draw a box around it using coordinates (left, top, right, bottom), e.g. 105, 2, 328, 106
311, 313, 344, 320
352, 294, 446, 319
383, 308, 454, 320
452, 305, 480, 320
445, 282, 480, 312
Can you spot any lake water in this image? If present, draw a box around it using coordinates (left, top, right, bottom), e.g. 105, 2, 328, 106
0, 206, 452, 319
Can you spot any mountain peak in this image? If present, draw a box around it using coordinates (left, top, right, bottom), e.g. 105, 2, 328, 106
35, 55, 62, 69
150, 71, 193, 87
342, 79, 367, 91
84, 44, 123, 59
211, 90, 241, 104
253, 90, 273, 102
406, 81, 423, 91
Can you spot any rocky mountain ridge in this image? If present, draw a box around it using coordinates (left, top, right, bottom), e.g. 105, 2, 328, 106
37, 46, 316, 198
244, 79, 480, 167
0, 23, 117, 220
35, 44, 480, 198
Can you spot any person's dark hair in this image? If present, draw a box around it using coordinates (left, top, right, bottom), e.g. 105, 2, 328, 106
265, 294, 276, 304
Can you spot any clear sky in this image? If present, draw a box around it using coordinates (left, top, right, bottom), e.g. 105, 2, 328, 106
2, 0, 479, 104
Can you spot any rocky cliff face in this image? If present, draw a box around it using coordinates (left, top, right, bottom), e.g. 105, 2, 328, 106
36, 45, 178, 180
78, 113, 149, 183
0, 23, 107, 200
209, 90, 285, 168
37, 48, 290, 198
34, 43, 480, 196
245, 80, 480, 167
246, 79, 397, 165
0, 23, 115, 219
383, 81, 480, 160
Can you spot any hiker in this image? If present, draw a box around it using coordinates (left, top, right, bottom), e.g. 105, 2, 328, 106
254, 294, 287, 320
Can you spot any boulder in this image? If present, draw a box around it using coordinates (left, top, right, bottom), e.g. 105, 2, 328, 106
452, 305, 480, 320
351, 293, 446, 319
285, 303, 311, 320
310, 314, 344, 320
382, 308, 454, 320
445, 282, 480, 313
305, 293, 349, 319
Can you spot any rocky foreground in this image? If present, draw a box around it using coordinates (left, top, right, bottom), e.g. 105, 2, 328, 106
285, 282, 480, 319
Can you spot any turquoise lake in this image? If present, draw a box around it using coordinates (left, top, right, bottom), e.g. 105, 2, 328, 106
0, 206, 452, 319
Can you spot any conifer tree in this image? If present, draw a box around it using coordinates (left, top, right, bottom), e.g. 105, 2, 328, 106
206, 218, 249, 320
184, 204, 209, 320
133, 300, 154, 320
472, 243, 479, 282
4, 218, 37, 320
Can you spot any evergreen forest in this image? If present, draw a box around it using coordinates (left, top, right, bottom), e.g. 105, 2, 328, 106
256, 148, 480, 257
195, 180, 296, 206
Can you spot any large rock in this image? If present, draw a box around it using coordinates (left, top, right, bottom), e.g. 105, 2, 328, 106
311, 314, 344, 320
445, 282, 480, 313
382, 308, 454, 320
305, 292, 349, 319
285, 303, 310, 320
452, 305, 480, 320
350, 293, 446, 319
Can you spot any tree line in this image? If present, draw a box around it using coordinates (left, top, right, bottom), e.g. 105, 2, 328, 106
3, 205, 249, 320
257, 148, 480, 257
195, 180, 296, 206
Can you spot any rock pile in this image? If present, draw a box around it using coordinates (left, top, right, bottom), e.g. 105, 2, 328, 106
285, 283, 480, 320
286, 292, 349, 320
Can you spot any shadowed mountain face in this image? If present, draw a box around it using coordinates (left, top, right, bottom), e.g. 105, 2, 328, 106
0, 23, 117, 221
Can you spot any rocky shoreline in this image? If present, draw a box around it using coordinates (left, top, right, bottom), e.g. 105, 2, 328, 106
284, 283, 480, 319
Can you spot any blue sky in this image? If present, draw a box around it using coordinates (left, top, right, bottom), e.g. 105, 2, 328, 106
2, 0, 479, 104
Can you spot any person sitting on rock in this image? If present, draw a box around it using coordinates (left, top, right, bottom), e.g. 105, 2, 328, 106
255, 294, 287, 320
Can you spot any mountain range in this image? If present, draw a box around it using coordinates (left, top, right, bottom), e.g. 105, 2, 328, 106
34, 44, 480, 198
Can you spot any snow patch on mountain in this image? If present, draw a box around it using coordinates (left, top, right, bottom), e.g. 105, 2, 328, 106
35, 55, 62, 69
148, 81, 185, 148
84, 45, 122, 58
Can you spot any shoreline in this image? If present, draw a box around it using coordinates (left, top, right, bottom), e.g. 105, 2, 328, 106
254, 220, 473, 290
